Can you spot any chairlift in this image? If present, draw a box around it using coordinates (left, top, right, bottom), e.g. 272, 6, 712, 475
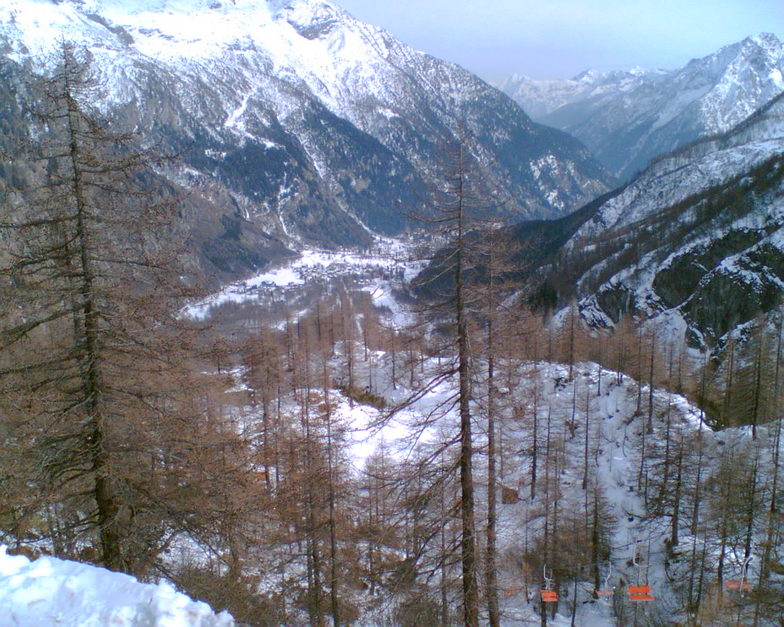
595, 567, 614, 597
541, 564, 558, 603
628, 539, 654, 602
725, 555, 753, 594
724, 580, 752, 591
628, 585, 654, 601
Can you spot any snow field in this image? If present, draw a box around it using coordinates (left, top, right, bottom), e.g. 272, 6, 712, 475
0, 546, 235, 626
226, 337, 709, 623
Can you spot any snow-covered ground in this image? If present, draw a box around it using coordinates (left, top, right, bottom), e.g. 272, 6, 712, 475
0, 546, 234, 626
284, 346, 777, 625
172, 232, 784, 624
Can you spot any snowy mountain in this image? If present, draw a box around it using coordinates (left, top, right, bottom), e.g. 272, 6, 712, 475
0, 0, 614, 278
516, 91, 784, 349
499, 34, 784, 180
496, 67, 667, 120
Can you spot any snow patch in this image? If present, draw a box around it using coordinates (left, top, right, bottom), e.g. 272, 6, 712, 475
0, 546, 234, 626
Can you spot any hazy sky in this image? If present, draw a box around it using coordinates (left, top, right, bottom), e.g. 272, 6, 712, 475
336, 0, 784, 80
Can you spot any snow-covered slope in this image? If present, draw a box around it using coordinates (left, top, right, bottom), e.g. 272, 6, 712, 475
0, 0, 614, 278
515, 92, 784, 348
0, 546, 234, 626
499, 34, 784, 180
573, 93, 784, 240
215, 303, 783, 625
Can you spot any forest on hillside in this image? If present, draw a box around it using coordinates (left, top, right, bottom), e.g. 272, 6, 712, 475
1, 45, 783, 627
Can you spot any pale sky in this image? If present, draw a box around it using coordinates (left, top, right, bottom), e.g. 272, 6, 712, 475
336, 0, 784, 80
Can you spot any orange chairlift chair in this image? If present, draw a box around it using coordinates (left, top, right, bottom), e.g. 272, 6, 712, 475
628, 542, 654, 602
595, 567, 614, 597
540, 564, 558, 603
724, 555, 753, 593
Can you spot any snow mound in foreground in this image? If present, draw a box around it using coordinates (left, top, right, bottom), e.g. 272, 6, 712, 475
0, 546, 234, 626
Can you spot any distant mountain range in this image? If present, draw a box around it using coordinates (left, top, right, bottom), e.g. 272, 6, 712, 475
498, 33, 784, 180
0, 0, 613, 279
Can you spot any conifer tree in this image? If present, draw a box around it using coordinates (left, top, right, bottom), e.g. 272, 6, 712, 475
0, 43, 239, 574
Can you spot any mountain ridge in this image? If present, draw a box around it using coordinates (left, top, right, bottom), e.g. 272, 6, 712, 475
529, 90, 784, 348
415, 87, 784, 351
498, 33, 784, 180
0, 0, 614, 281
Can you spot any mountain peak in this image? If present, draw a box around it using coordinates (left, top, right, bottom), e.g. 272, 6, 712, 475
749, 31, 781, 47
572, 68, 600, 82
51, 0, 277, 15
1, 0, 358, 66
709, 31, 783, 64
747, 33, 784, 59
5, 0, 345, 24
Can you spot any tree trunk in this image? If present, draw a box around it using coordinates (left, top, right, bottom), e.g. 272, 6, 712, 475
455, 160, 479, 626
485, 291, 500, 627
63, 51, 123, 570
